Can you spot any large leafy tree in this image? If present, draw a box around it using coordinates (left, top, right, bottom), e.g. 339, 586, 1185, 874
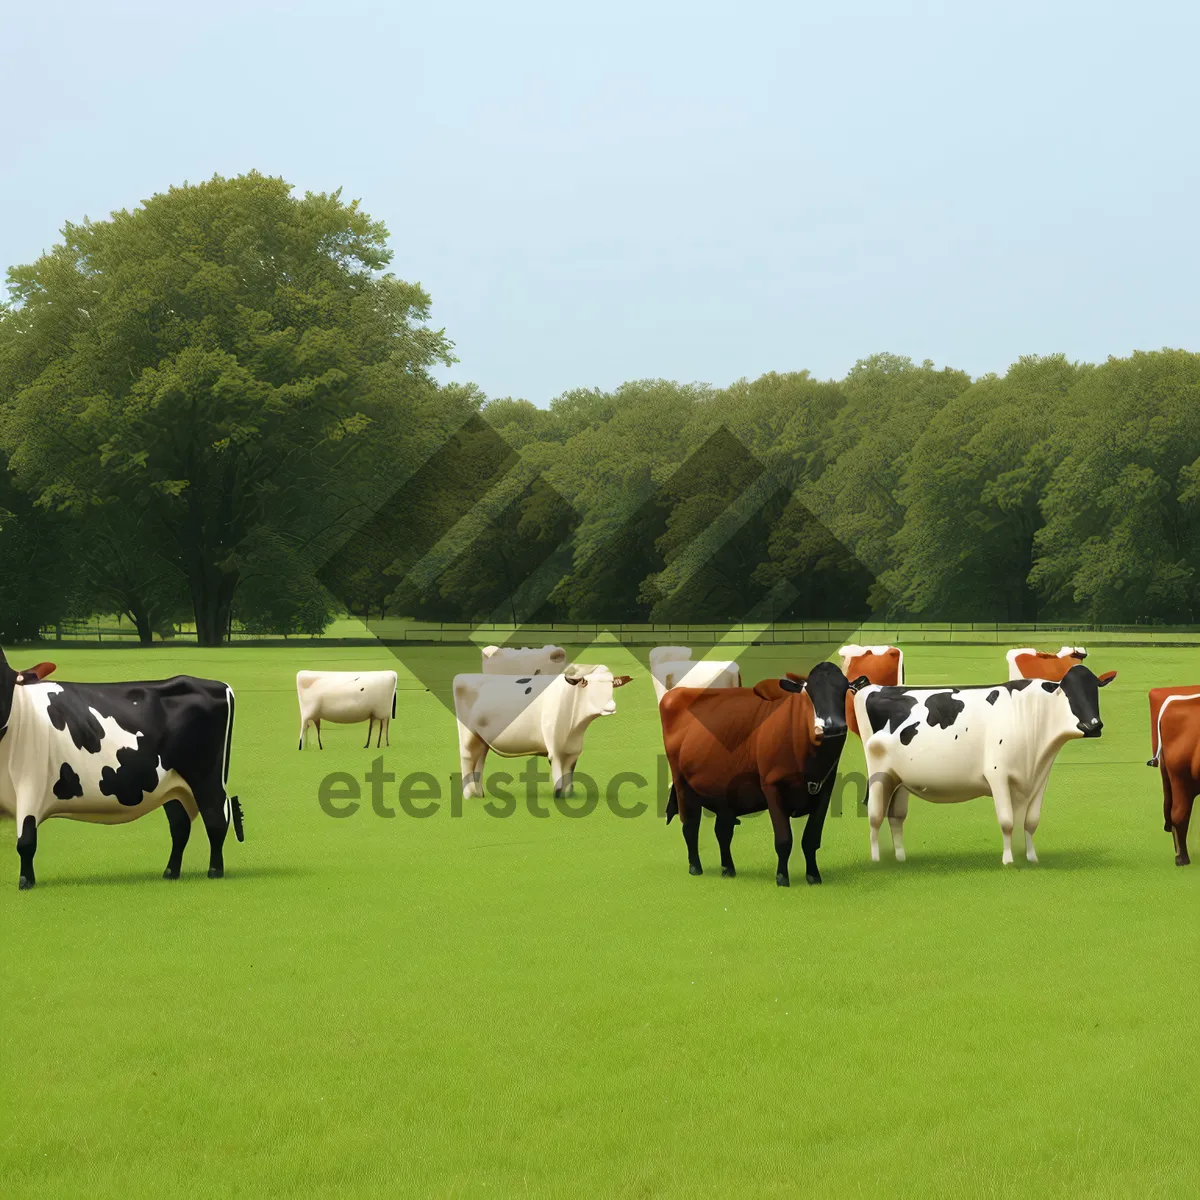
1032, 350, 1200, 623
884, 355, 1082, 620
0, 172, 452, 643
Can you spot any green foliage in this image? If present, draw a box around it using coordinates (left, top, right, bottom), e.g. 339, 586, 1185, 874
3, 172, 1199, 628
0, 172, 453, 644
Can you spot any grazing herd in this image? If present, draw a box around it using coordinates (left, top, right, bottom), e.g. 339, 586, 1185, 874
0, 638, 1197, 888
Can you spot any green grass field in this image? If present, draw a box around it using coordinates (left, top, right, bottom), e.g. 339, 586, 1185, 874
1, 643, 1196, 1198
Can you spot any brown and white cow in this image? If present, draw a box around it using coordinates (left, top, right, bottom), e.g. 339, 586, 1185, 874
659, 663, 869, 886
1006, 646, 1088, 682
1147, 685, 1200, 866
838, 644, 904, 736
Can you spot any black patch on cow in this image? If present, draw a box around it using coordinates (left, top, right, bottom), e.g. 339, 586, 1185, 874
925, 691, 965, 729
864, 689, 917, 735
516, 677, 532, 684
899, 724, 919, 745
53, 763, 82, 799
35, 677, 233, 811
100, 739, 163, 806
1042, 681, 1058, 693
45, 689, 107, 753
524, 687, 532, 695
1006, 679, 1033, 692
986, 690, 999, 705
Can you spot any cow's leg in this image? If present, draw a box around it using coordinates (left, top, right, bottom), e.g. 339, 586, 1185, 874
765, 787, 792, 887
458, 725, 487, 799
551, 754, 578, 799
196, 791, 229, 879
162, 799, 193, 879
801, 789, 833, 884
867, 772, 895, 863
886, 786, 909, 863
315, 719, 324, 750
384, 718, 391, 748
363, 718, 373, 749
1169, 782, 1193, 866
1161, 766, 1173, 833
375, 718, 384, 749
1022, 786, 1045, 863
679, 785, 703, 876
714, 809, 737, 877
992, 779, 1016, 865
298, 715, 307, 751
16, 813, 37, 890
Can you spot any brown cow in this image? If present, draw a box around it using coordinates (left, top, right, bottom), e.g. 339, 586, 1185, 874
838, 644, 903, 735
1006, 645, 1088, 682
1147, 685, 1200, 866
660, 662, 868, 886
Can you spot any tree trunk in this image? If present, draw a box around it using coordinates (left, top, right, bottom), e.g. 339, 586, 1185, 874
192, 569, 239, 646
128, 605, 155, 646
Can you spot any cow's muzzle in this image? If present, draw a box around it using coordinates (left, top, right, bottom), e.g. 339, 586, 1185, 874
1079, 718, 1103, 737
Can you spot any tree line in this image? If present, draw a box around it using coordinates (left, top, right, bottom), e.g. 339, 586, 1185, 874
2, 172, 1198, 645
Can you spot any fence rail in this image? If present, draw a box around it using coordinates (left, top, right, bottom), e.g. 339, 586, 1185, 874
32, 618, 1200, 648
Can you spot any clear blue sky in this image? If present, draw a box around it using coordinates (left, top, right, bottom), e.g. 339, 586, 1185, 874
5, 1, 1198, 404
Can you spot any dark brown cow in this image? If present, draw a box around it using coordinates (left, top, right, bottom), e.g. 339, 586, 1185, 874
1006, 646, 1089, 682
1147, 685, 1200, 866
838, 645, 903, 736
659, 662, 868, 886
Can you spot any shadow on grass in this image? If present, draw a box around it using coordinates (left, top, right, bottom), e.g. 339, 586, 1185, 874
33, 864, 315, 889
830, 845, 1113, 880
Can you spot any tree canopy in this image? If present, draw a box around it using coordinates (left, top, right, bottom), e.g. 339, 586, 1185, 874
2, 173, 1198, 639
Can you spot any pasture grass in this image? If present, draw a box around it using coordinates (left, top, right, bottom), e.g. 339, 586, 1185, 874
1, 642, 1196, 1198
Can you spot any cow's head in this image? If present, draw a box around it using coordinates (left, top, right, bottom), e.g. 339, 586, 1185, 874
564, 667, 632, 717
782, 662, 870, 744
0, 650, 55, 739
1042, 664, 1117, 738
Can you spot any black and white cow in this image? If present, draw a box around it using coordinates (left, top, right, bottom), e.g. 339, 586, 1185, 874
854, 665, 1116, 865
0, 648, 243, 889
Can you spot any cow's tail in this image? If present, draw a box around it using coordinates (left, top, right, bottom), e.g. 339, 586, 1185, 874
223, 686, 244, 842
666, 785, 678, 824
392, 684, 397, 720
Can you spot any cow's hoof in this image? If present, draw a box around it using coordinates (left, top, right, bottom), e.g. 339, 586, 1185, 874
17, 875, 33, 890
894, 849, 906, 863
1177, 856, 1190, 867
806, 872, 822, 885
207, 867, 224, 879
776, 873, 790, 887
721, 865, 736, 878
163, 867, 180, 880
688, 863, 703, 876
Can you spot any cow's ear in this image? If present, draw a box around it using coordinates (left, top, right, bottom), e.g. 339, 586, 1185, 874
565, 675, 587, 687
550, 649, 566, 662
482, 646, 498, 658
16, 662, 56, 684
848, 675, 871, 693
1098, 670, 1117, 687
612, 675, 632, 688
779, 677, 805, 693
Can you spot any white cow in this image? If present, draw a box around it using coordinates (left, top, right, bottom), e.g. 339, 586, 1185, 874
296, 670, 398, 750
453, 667, 632, 798
648, 646, 741, 704
854, 665, 1115, 866
480, 645, 567, 675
